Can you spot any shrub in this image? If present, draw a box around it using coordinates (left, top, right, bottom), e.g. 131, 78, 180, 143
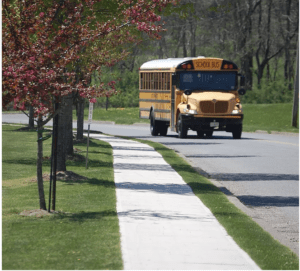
242, 78, 294, 104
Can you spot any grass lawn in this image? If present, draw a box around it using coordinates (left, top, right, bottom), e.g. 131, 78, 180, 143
78, 103, 298, 133
2, 123, 299, 270
74, 107, 149, 125
242, 103, 299, 133
2, 124, 123, 270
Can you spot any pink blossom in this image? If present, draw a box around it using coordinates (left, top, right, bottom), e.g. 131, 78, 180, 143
19, 103, 26, 111
2, 0, 178, 116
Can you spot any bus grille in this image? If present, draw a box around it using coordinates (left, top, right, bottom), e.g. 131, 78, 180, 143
200, 101, 228, 113
200, 101, 214, 113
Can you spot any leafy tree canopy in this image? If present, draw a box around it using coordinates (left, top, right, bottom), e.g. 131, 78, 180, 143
2, 0, 178, 117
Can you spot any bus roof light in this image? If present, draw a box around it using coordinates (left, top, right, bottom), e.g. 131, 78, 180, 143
222, 60, 238, 70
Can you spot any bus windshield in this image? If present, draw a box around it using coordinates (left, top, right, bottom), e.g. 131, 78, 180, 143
178, 71, 237, 91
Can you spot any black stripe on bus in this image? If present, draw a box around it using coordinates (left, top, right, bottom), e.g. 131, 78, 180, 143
139, 99, 170, 103
139, 69, 171, 71
140, 108, 171, 113
139, 90, 170, 93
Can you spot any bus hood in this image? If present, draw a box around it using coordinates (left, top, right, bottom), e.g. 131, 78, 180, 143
188, 91, 235, 102
186, 92, 237, 114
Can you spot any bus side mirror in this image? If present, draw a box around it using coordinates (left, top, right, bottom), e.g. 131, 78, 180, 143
238, 88, 246, 96
184, 89, 192, 96
240, 76, 245, 87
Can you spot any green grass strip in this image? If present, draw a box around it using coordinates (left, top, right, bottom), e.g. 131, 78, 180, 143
128, 137, 299, 270
2, 124, 123, 270
73, 107, 149, 125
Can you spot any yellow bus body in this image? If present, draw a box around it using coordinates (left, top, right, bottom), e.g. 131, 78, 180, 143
139, 57, 245, 138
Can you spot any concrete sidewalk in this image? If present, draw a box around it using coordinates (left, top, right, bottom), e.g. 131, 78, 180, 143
89, 134, 260, 270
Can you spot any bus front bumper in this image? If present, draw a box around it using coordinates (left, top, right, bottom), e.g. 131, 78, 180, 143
180, 114, 243, 132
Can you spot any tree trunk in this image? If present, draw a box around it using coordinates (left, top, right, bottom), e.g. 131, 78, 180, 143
106, 96, 109, 111
51, 103, 59, 211
242, 54, 253, 90
273, 57, 279, 81
182, 30, 187, 57
158, 37, 164, 59
65, 94, 73, 155
190, 20, 196, 57
56, 94, 74, 171
254, 0, 283, 88
174, 29, 182, 58
292, 45, 299, 128
29, 106, 34, 129
233, 0, 262, 90
57, 109, 66, 171
284, 0, 292, 84
37, 116, 46, 210
266, 63, 270, 81
76, 96, 85, 141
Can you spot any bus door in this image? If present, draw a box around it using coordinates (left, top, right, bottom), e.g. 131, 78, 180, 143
170, 85, 176, 131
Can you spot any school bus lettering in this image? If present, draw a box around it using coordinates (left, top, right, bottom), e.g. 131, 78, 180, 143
139, 57, 246, 139
193, 59, 222, 70
195, 61, 210, 69
212, 61, 220, 69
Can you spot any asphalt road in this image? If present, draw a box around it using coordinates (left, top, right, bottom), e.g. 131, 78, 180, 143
2, 113, 299, 255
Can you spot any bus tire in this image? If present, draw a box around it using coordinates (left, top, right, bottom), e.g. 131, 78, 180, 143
205, 130, 213, 138
197, 130, 204, 138
177, 114, 188, 138
159, 123, 168, 136
150, 111, 159, 136
232, 124, 242, 139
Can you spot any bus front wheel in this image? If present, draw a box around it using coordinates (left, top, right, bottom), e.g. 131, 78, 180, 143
177, 114, 188, 138
232, 124, 242, 139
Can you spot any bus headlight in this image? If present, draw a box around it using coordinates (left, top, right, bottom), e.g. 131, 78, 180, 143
231, 109, 239, 114
189, 110, 198, 114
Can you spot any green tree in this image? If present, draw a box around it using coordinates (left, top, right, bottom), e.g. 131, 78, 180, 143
3, 0, 179, 210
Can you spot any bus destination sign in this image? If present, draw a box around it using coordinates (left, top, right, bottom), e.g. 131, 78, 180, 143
192, 59, 222, 70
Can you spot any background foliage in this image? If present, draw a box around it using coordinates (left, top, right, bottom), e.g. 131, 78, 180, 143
91, 0, 298, 108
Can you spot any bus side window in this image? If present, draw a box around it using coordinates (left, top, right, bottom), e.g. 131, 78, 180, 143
140, 73, 143, 90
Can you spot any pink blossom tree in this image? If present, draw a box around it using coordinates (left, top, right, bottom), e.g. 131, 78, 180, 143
3, 0, 178, 210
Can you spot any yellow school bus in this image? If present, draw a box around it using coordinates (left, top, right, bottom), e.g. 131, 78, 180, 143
139, 57, 246, 139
